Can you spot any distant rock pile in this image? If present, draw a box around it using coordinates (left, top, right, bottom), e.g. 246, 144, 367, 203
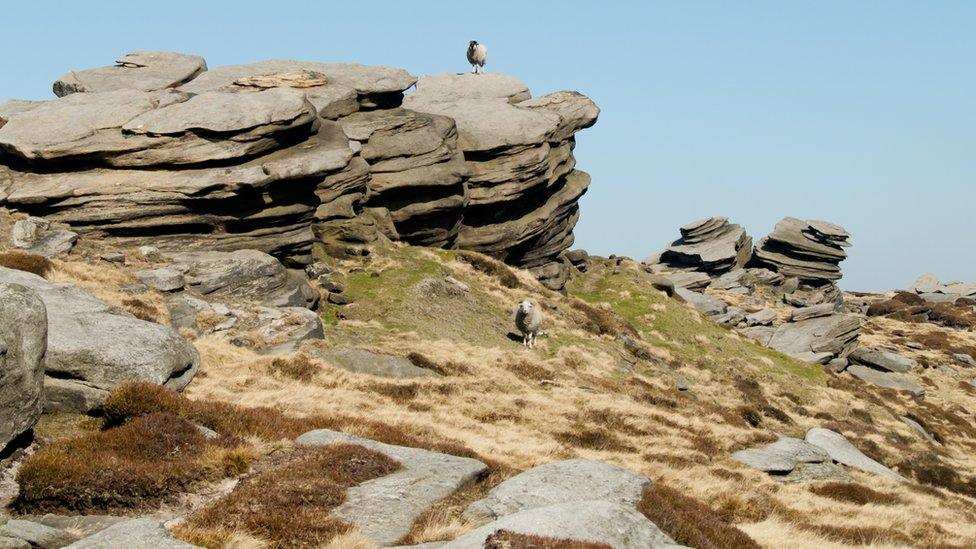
911, 273, 976, 303
753, 217, 850, 285
0, 52, 598, 290
655, 216, 753, 275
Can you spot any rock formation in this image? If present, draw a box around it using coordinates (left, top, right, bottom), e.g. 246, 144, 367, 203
0, 52, 598, 290
753, 217, 850, 285
654, 216, 753, 275
0, 283, 47, 451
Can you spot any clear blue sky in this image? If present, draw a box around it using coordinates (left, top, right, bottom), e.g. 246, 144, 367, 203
2, 1, 973, 291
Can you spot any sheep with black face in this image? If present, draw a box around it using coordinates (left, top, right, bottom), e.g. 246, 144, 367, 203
515, 299, 543, 349
467, 40, 487, 74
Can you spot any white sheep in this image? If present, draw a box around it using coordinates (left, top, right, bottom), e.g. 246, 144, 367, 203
515, 299, 544, 349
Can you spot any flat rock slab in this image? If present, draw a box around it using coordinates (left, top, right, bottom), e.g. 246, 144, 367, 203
849, 347, 917, 373
730, 437, 829, 474
0, 267, 199, 412
464, 459, 652, 522
674, 288, 727, 317
442, 501, 680, 549
412, 73, 531, 103
307, 347, 439, 379
745, 309, 777, 326
296, 429, 487, 546
766, 314, 860, 363
54, 51, 207, 96
17, 515, 128, 539
0, 519, 75, 549
64, 518, 199, 548
805, 428, 905, 481
847, 364, 924, 396
790, 303, 836, 322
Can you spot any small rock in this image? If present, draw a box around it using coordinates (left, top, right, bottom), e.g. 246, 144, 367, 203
0, 520, 75, 549
138, 246, 162, 261
805, 428, 905, 481
730, 436, 829, 474
99, 252, 126, 264
136, 268, 185, 292
319, 278, 344, 293
713, 306, 746, 326
327, 292, 352, 305
849, 347, 917, 373
11, 217, 50, 248
745, 309, 776, 327
789, 303, 836, 322
781, 277, 800, 294
824, 358, 849, 373
304, 262, 333, 279
904, 341, 924, 350
953, 353, 975, 367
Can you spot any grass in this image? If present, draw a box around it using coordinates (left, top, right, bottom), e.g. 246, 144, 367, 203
267, 354, 321, 382
809, 482, 903, 506
484, 530, 611, 548
180, 444, 400, 548
455, 250, 521, 289
0, 251, 53, 277
13, 413, 250, 513
637, 483, 760, 549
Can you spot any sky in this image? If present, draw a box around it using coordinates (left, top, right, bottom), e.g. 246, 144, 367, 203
1, 1, 973, 291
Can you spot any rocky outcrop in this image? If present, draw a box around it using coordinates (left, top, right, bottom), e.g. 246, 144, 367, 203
0, 267, 199, 412
753, 218, 850, 285
731, 436, 851, 483
0, 284, 47, 451
910, 273, 976, 303
0, 53, 598, 290
655, 217, 753, 275
805, 428, 904, 481
765, 313, 860, 364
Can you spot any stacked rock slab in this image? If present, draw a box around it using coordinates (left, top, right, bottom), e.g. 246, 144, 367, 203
404, 74, 599, 289
657, 216, 753, 275
0, 53, 598, 290
753, 218, 850, 285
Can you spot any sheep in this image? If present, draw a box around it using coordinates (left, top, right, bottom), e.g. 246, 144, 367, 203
467, 40, 487, 74
514, 299, 544, 349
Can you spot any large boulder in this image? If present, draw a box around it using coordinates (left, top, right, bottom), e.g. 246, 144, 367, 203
166, 250, 317, 308
848, 347, 917, 373
0, 284, 47, 450
753, 218, 850, 285
766, 313, 860, 363
295, 429, 487, 546
0, 267, 199, 412
464, 459, 652, 522
805, 428, 905, 481
54, 51, 207, 96
654, 217, 753, 276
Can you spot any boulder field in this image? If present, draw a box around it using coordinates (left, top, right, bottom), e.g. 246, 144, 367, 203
0, 51, 598, 290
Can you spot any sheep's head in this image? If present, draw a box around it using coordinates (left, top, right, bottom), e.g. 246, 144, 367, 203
518, 300, 534, 315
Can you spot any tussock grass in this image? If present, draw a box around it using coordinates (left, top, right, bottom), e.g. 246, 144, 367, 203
637, 483, 760, 549
0, 250, 53, 277
455, 250, 521, 289
13, 413, 249, 513
809, 482, 903, 506
181, 444, 400, 548
267, 354, 320, 382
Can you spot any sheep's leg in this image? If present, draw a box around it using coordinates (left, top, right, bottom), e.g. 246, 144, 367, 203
528, 333, 535, 349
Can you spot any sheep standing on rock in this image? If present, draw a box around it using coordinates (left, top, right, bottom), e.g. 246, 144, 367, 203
515, 300, 544, 349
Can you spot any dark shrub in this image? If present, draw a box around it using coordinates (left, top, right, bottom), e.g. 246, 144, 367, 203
637, 484, 760, 549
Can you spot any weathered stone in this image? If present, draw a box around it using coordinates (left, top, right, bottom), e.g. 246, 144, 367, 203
0, 520, 75, 549
306, 347, 438, 378
789, 303, 837, 322
730, 436, 829, 474
737, 326, 775, 346
660, 271, 711, 291
0, 536, 29, 549
464, 460, 651, 522
442, 501, 679, 549
64, 518, 199, 549
953, 353, 975, 367
657, 217, 753, 276
518, 91, 600, 141
11, 217, 77, 257
849, 347, 917, 373
54, 51, 207, 96
0, 284, 46, 451
295, 429, 487, 546
754, 218, 850, 285
675, 288, 727, 317
745, 309, 776, 326
766, 314, 860, 363
0, 267, 199, 412
825, 357, 849, 373
805, 428, 905, 481
847, 364, 924, 396
136, 268, 185, 292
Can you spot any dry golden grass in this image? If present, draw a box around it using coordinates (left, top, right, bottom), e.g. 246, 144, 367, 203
0, 250, 53, 276
48, 259, 170, 324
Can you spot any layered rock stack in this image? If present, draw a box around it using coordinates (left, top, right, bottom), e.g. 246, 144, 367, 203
753, 218, 850, 285
655, 216, 753, 275
0, 52, 598, 289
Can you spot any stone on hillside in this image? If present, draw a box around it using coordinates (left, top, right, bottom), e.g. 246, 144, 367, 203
659, 271, 711, 291
656, 217, 753, 276
805, 428, 905, 481
847, 364, 924, 396
825, 357, 849, 373
15, 516, 127, 539
912, 273, 941, 294
0, 520, 75, 549
900, 416, 940, 445
0, 537, 29, 549
789, 303, 837, 322
954, 353, 975, 367
737, 326, 775, 346
136, 268, 185, 292
754, 217, 850, 285
54, 51, 207, 96
713, 306, 747, 327
731, 436, 829, 473
64, 518, 199, 549
11, 217, 77, 257
256, 307, 324, 354
0, 267, 199, 412
711, 268, 748, 291
442, 501, 679, 549
0, 284, 46, 451
296, 429, 487, 546
766, 314, 860, 363
849, 347, 917, 373
745, 309, 777, 326
464, 459, 651, 522
167, 250, 317, 309
305, 347, 438, 378
675, 288, 727, 317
